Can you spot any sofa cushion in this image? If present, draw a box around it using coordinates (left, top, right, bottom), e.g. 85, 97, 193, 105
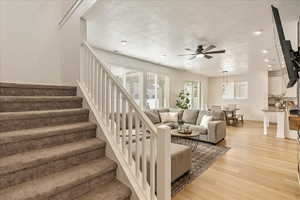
169, 108, 184, 121
160, 112, 178, 123
182, 110, 199, 124
188, 125, 208, 135
156, 108, 170, 122
211, 110, 225, 121
144, 110, 161, 124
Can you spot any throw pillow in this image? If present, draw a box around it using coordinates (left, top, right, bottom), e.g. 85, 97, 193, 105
200, 115, 213, 129
182, 110, 199, 124
160, 112, 179, 123
144, 110, 160, 124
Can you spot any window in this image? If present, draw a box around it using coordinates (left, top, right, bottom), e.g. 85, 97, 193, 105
184, 81, 201, 109
111, 65, 169, 109
222, 81, 248, 100
235, 82, 248, 99
144, 73, 169, 109
125, 72, 143, 106
222, 82, 235, 99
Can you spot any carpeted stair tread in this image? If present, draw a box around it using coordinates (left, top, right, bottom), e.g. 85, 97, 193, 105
0, 82, 77, 90
0, 158, 117, 200
0, 138, 105, 175
0, 108, 89, 120
0, 122, 96, 144
0, 96, 82, 102
76, 180, 131, 200
0, 82, 77, 96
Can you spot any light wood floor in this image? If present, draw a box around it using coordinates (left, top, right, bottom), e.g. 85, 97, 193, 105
173, 121, 300, 200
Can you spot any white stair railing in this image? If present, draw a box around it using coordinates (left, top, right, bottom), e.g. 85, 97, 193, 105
59, 0, 84, 29
79, 41, 171, 200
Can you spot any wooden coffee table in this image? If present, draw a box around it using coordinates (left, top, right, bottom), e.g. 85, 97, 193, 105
171, 129, 200, 151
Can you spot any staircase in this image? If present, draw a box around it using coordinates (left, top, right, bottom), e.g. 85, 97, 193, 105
0, 82, 131, 200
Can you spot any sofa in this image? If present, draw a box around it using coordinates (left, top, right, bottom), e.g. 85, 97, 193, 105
144, 108, 226, 144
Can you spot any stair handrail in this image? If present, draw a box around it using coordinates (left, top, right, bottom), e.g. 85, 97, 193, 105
58, 0, 84, 29
82, 42, 157, 134
79, 41, 171, 200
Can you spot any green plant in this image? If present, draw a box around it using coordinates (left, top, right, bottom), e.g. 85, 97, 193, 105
176, 90, 190, 109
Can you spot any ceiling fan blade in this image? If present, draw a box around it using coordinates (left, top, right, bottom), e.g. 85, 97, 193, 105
202, 45, 216, 53
205, 50, 226, 54
184, 48, 193, 52
204, 55, 213, 59
189, 55, 197, 60
178, 54, 197, 56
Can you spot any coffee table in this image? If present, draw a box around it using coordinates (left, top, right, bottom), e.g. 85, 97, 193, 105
171, 129, 200, 151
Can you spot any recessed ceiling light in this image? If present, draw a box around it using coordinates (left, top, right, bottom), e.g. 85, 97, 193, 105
253, 30, 263, 36
264, 58, 270, 63
261, 49, 268, 54
268, 64, 272, 68
120, 40, 128, 45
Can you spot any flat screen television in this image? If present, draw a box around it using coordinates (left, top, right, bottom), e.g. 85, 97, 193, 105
271, 5, 300, 88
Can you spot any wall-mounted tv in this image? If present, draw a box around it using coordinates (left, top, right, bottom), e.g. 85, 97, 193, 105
271, 5, 300, 88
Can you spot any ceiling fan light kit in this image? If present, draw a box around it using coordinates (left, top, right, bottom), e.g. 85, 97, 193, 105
178, 44, 226, 60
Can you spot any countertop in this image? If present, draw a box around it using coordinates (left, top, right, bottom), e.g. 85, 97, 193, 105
262, 107, 286, 112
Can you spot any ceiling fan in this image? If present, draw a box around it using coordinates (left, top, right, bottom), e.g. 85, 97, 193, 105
178, 45, 226, 60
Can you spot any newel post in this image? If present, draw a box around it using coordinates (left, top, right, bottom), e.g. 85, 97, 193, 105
157, 125, 171, 200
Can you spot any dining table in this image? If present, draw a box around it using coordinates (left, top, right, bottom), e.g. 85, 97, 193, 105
222, 108, 240, 125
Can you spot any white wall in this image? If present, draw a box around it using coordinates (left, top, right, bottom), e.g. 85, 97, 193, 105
208, 70, 268, 121
92, 48, 208, 109
59, 0, 81, 85
0, 0, 62, 84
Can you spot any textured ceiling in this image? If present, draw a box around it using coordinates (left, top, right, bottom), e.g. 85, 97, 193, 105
84, 0, 300, 77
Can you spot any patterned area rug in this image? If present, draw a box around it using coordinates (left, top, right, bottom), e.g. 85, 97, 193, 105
171, 140, 230, 196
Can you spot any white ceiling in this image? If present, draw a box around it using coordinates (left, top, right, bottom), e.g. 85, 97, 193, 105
84, 0, 300, 77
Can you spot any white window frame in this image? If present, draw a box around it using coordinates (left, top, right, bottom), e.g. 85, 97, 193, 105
184, 81, 201, 109
222, 81, 248, 100
235, 81, 248, 99
222, 82, 235, 99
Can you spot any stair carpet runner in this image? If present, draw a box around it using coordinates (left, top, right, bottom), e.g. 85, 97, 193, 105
0, 82, 131, 200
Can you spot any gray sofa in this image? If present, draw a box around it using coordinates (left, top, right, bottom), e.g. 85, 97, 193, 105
144, 108, 226, 144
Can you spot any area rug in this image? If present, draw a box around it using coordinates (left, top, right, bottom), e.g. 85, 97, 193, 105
171, 141, 230, 196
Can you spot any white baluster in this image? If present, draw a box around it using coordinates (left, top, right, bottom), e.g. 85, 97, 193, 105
111, 82, 115, 138
150, 133, 156, 200
89, 54, 92, 95
84, 47, 88, 88
135, 116, 140, 178
102, 71, 106, 120
142, 124, 147, 189
106, 77, 110, 126
116, 89, 121, 144
122, 96, 127, 153
95, 63, 99, 109
98, 66, 103, 116
87, 53, 90, 93
128, 106, 133, 165
91, 58, 95, 103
